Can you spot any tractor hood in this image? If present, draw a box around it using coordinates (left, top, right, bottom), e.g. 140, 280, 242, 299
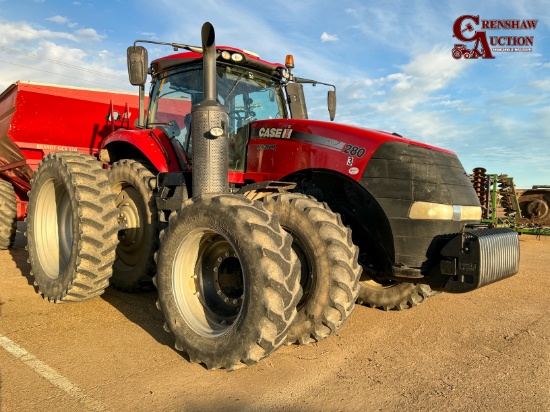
245, 117, 481, 272
245, 118, 455, 182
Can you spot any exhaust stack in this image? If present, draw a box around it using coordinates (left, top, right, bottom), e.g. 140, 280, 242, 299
191, 22, 229, 196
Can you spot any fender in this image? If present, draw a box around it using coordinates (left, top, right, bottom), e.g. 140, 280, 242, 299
100, 128, 181, 173
282, 168, 395, 275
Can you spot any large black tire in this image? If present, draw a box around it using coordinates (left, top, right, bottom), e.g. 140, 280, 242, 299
0, 180, 17, 249
155, 194, 301, 370
357, 275, 436, 311
26, 152, 119, 302
262, 193, 361, 345
109, 160, 158, 291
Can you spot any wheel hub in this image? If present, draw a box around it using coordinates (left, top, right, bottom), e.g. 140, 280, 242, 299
172, 230, 244, 337
196, 236, 244, 318
212, 252, 243, 307
114, 186, 145, 266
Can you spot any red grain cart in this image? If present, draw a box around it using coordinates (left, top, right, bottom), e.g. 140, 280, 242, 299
0, 81, 140, 219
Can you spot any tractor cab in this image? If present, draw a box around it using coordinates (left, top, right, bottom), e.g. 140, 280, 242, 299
126, 41, 336, 177
147, 56, 288, 172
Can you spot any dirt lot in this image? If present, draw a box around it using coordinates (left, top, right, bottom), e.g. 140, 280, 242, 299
1, 225, 548, 412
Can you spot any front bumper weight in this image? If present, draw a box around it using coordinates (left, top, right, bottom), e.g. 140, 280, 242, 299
438, 228, 520, 293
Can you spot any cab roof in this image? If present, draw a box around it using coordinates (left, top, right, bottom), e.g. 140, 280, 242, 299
151, 46, 286, 78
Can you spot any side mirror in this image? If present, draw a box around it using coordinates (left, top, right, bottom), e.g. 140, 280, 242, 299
328, 90, 336, 121
127, 46, 148, 86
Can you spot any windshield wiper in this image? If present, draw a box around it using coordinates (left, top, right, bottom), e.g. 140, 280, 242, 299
225, 71, 246, 101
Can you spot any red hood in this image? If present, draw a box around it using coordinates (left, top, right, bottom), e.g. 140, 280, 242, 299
250, 118, 455, 155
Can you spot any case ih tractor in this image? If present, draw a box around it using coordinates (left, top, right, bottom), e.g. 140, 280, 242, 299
0, 23, 519, 369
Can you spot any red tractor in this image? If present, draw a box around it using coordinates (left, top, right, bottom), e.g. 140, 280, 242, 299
0, 23, 520, 370
452, 44, 472, 59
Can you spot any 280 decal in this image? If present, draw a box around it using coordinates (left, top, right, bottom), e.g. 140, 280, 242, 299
342, 144, 366, 157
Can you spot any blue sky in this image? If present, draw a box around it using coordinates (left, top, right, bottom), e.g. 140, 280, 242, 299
0, 0, 548, 188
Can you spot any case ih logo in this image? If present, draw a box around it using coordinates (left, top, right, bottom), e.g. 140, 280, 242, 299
452, 15, 538, 59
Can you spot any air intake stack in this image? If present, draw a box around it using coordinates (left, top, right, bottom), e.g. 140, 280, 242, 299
191, 22, 229, 196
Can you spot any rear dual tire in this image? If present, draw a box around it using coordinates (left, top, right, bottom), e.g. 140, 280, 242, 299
262, 193, 361, 345
0, 180, 17, 249
109, 160, 158, 291
26, 152, 119, 302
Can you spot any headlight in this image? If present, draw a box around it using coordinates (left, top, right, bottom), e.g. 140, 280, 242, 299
409, 201, 481, 221
460, 205, 483, 221
231, 53, 244, 62
220, 51, 244, 62
409, 202, 454, 220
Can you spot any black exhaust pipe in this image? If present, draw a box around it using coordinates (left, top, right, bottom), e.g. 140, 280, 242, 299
191, 22, 229, 196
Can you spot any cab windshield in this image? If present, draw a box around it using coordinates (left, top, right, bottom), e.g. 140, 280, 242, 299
148, 64, 287, 171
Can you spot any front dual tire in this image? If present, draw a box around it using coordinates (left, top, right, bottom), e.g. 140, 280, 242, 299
155, 194, 301, 370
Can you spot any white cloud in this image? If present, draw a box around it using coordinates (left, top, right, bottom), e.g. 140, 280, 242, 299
529, 79, 550, 90
0, 22, 77, 45
0, 21, 127, 91
0, 21, 104, 45
75, 28, 105, 42
316, 46, 473, 145
378, 47, 467, 112
47, 15, 70, 25
47, 15, 78, 29
321, 32, 338, 42
36, 41, 87, 63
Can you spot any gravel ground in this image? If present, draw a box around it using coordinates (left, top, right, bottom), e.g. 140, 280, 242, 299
0, 226, 548, 411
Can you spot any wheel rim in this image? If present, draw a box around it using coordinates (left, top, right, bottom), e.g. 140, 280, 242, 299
34, 178, 73, 279
115, 184, 146, 268
172, 229, 244, 337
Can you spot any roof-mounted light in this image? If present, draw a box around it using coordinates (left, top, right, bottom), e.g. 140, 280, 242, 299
285, 54, 295, 69
231, 53, 244, 62
220, 50, 244, 62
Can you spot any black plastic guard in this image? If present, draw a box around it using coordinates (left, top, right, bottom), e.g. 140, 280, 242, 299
438, 228, 520, 293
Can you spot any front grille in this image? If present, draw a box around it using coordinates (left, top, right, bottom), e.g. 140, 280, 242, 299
360, 140, 480, 268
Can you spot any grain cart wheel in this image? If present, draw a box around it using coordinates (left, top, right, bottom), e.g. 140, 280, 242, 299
519, 194, 550, 224
262, 193, 361, 345
109, 160, 158, 291
26, 152, 119, 302
357, 275, 436, 311
0, 180, 17, 249
155, 194, 301, 370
